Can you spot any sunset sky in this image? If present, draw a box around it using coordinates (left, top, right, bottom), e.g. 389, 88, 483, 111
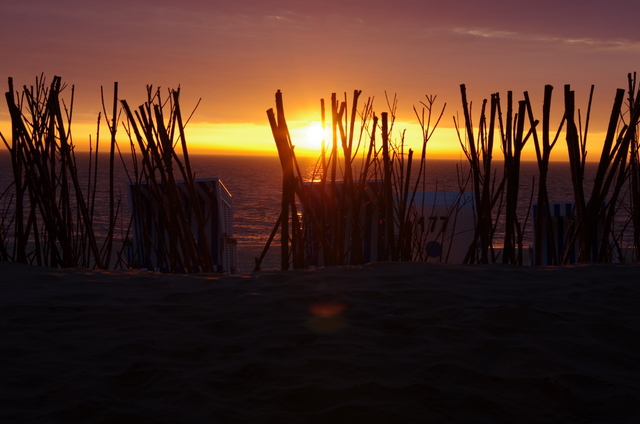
1, 0, 639, 159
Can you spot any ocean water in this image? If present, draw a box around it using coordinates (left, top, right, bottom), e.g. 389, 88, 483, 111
0, 150, 617, 272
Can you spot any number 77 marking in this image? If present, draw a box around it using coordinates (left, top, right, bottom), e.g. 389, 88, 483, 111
427, 216, 449, 233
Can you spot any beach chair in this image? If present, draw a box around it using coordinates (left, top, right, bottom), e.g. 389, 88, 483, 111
302, 180, 386, 266
127, 178, 237, 273
409, 191, 475, 264
531, 201, 603, 265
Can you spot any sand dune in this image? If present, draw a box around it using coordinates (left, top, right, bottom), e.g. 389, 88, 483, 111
1, 261, 639, 423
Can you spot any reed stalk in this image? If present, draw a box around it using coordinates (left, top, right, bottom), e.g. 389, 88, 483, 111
501, 96, 534, 265
627, 73, 640, 261
5, 74, 640, 271
1, 75, 111, 268
118, 86, 222, 273
409, 96, 448, 261
456, 85, 506, 263
528, 85, 564, 265
262, 89, 446, 270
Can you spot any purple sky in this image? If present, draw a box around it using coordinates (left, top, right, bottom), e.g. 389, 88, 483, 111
1, 0, 639, 153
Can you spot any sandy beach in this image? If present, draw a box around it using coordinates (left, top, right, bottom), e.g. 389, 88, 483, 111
1, 261, 639, 423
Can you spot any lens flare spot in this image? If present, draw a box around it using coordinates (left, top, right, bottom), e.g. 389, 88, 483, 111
306, 301, 347, 333
308, 301, 346, 317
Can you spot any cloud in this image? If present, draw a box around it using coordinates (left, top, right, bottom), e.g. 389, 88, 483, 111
453, 28, 517, 39
543, 37, 640, 52
452, 26, 640, 52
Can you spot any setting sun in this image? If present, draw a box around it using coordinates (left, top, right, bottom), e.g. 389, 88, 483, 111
304, 122, 326, 151
288, 121, 329, 154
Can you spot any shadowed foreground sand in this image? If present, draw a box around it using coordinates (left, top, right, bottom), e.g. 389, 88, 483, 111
1, 261, 639, 423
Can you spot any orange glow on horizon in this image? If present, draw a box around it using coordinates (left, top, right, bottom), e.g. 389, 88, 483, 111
0, 117, 612, 162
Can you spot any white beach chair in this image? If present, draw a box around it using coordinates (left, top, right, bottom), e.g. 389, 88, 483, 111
127, 178, 237, 273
